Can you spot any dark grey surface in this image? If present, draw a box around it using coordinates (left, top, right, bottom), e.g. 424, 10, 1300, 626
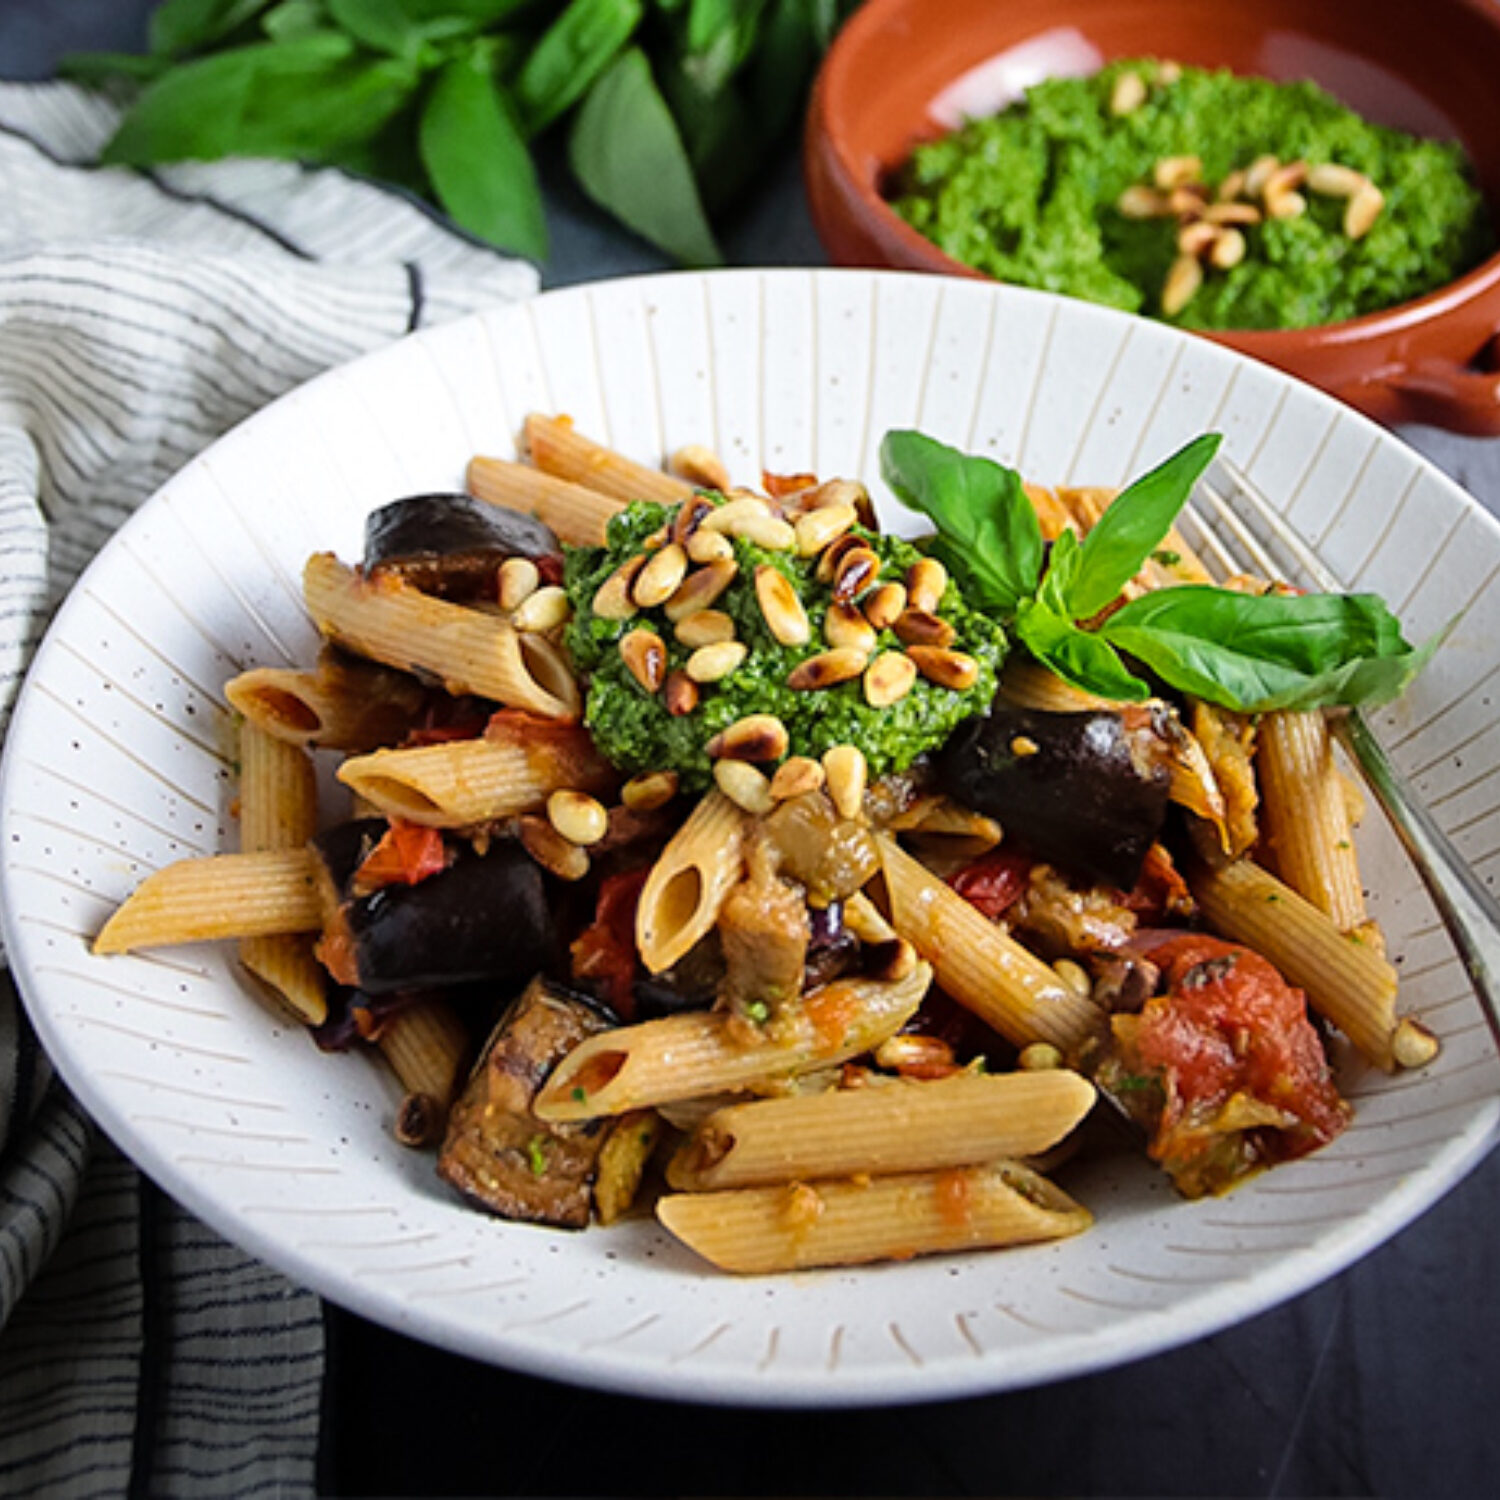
5, 6, 1500, 1497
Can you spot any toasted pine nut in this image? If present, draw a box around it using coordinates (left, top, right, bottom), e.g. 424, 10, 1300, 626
1306, 162, 1367, 198
1052, 958, 1093, 998
808, 478, 867, 511
1161, 253, 1203, 316
701, 495, 771, 533
592, 555, 645, 620
1391, 1015, 1440, 1069
707, 713, 789, 763
1204, 200, 1262, 226
755, 564, 811, 647
891, 608, 956, 649
1010, 735, 1040, 757
769, 756, 825, 801
824, 602, 877, 653
686, 640, 748, 683
547, 789, 609, 847
787, 647, 868, 691
905, 557, 948, 614
663, 670, 699, 716
1177, 221, 1221, 258
497, 556, 540, 611
794, 502, 858, 557
664, 558, 737, 622
1209, 227, 1246, 270
1018, 1042, 1064, 1071
908, 645, 979, 690
670, 444, 731, 491
730, 512, 797, 551
1153, 154, 1202, 191
633, 542, 689, 608
862, 582, 907, 631
674, 609, 735, 648
619, 627, 667, 692
833, 545, 881, 604
511, 584, 571, 633
671, 493, 714, 546
713, 759, 774, 815
1264, 187, 1307, 220
621, 769, 679, 811
822, 744, 867, 820
519, 814, 590, 881
815, 531, 865, 584
1117, 184, 1171, 219
1110, 69, 1147, 116
686, 527, 734, 564
1216, 168, 1247, 201
873, 1022, 947, 1068
1344, 182, 1384, 239
1168, 184, 1209, 217
863, 651, 917, 707
1155, 59, 1182, 84
1244, 153, 1281, 198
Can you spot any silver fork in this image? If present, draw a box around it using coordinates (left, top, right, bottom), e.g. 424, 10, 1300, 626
1184, 455, 1500, 1057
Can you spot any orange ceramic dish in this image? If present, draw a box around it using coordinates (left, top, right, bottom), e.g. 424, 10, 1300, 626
806, 0, 1500, 434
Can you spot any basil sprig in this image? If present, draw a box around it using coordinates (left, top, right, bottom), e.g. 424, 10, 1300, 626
879, 429, 1434, 713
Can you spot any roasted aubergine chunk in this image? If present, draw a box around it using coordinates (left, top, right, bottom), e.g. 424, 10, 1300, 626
437, 977, 616, 1228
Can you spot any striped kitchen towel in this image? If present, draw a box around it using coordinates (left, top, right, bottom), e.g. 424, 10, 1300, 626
0, 81, 536, 1499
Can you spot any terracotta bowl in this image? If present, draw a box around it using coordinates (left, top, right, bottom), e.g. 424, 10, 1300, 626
806, 0, 1500, 434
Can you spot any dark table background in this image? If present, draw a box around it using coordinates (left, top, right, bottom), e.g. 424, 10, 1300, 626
5, 5, 1500, 1496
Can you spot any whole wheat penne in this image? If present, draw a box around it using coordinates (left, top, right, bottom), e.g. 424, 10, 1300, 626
636, 790, 747, 973
337, 721, 615, 828
225, 652, 426, 752
667, 1068, 1097, 1191
377, 993, 470, 1107
877, 835, 1102, 1051
467, 454, 624, 546
1022, 482, 1078, 542
524, 413, 695, 506
1257, 709, 1367, 931
303, 553, 580, 720
999, 658, 1124, 712
238, 724, 326, 1024
93, 849, 322, 955
657, 1159, 1092, 1274
533, 962, 932, 1122
1189, 857, 1402, 1069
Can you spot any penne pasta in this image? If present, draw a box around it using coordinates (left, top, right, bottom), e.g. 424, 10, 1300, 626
524, 414, 695, 507
93, 849, 322, 955
1188, 856, 1400, 1069
877, 834, 1102, 1051
467, 454, 624, 546
666, 1069, 1097, 1191
533, 962, 932, 1122
225, 651, 426, 752
377, 994, 471, 1111
999, 658, 1123, 712
657, 1159, 1092, 1274
635, 790, 747, 973
303, 553, 580, 720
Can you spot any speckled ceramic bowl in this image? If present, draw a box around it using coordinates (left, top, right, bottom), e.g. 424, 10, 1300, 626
805, 0, 1500, 433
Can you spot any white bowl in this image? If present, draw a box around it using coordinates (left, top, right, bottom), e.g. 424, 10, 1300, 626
3, 269, 1497, 1406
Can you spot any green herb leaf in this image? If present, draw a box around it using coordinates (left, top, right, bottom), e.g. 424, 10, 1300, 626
149, 0, 272, 57
1063, 433, 1221, 619
879, 430, 1044, 616
526, 1134, 550, 1176
1097, 585, 1433, 711
1015, 598, 1151, 701
516, 0, 644, 138
744, 0, 822, 144
568, 47, 723, 267
419, 49, 548, 261
261, 1, 330, 43
326, 0, 429, 59
61, 51, 176, 85
682, 0, 770, 94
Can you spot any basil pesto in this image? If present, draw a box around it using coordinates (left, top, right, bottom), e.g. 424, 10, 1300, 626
564, 499, 1007, 791
890, 61, 1493, 330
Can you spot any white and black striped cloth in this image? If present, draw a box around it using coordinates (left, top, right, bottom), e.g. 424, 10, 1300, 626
0, 82, 536, 1498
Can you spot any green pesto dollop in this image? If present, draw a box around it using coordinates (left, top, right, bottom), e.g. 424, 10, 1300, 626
564, 499, 1008, 792
889, 61, 1493, 330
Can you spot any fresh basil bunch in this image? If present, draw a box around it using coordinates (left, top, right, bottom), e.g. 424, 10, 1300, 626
880, 429, 1439, 713
67, 0, 858, 266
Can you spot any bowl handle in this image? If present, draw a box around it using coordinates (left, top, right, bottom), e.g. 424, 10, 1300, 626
1378, 331, 1500, 436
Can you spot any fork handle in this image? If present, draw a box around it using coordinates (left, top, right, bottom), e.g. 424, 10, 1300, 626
1333, 710, 1500, 1053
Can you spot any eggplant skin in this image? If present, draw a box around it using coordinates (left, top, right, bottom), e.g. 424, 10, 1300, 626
363, 493, 558, 597
936, 707, 1169, 889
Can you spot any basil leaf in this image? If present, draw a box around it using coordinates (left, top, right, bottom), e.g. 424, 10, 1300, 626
1098, 585, 1427, 711
745, 0, 823, 144
683, 0, 771, 94
398, 0, 534, 22
419, 50, 548, 261
1038, 527, 1082, 618
516, 0, 644, 137
262, 2, 329, 43
61, 51, 176, 85
879, 430, 1043, 616
568, 47, 723, 267
150, 0, 272, 56
327, 0, 428, 58
1064, 432, 1221, 619
1015, 599, 1151, 702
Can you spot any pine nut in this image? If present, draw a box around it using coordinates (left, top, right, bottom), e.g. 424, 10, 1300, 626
1264, 187, 1307, 220
891, 608, 955, 648
664, 558, 737, 621
1344, 182, 1384, 239
1244, 153, 1281, 198
497, 556, 540, 611
1052, 958, 1093, 998
706, 713, 789, 763
1153, 154, 1202, 190
671, 493, 715, 547
1018, 1042, 1064, 1071
633, 541, 689, 608
862, 582, 907, 631
729, 512, 797, 551
509, 584, 569, 633
874, 1022, 947, 1069
1204, 200, 1261, 226
1117, 184, 1171, 219
908, 645, 979, 690
833, 545, 881, 605
663, 670, 699, 716
619, 627, 667, 692
1209, 227, 1246, 270
1161, 252, 1203, 316
769, 756, 825, 801
1177, 221, 1220, 258
701, 496, 771, 533
1110, 69, 1147, 116
670, 444, 731, 491
1168, 185, 1209, 217
824, 602, 877, 653
686, 527, 734, 564
519, 814, 590, 881
1306, 162, 1367, 198
621, 769, 679, 811
794, 502, 858, 557
863, 651, 917, 707
1216, 168, 1247, 202
674, 609, 735, 648
787, 647, 868, 691
816, 532, 865, 584
905, 557, 948, 614
755, 564, 811, 646
592, 555, 645, 620
686, 640, 748, 683
807, 478, 867, 511
713, 759, 774, 816
1154, 59, 1182, 85
822, 744, 867, 821
1392, 1015, 1440, 1069
547, 789, 609, 847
